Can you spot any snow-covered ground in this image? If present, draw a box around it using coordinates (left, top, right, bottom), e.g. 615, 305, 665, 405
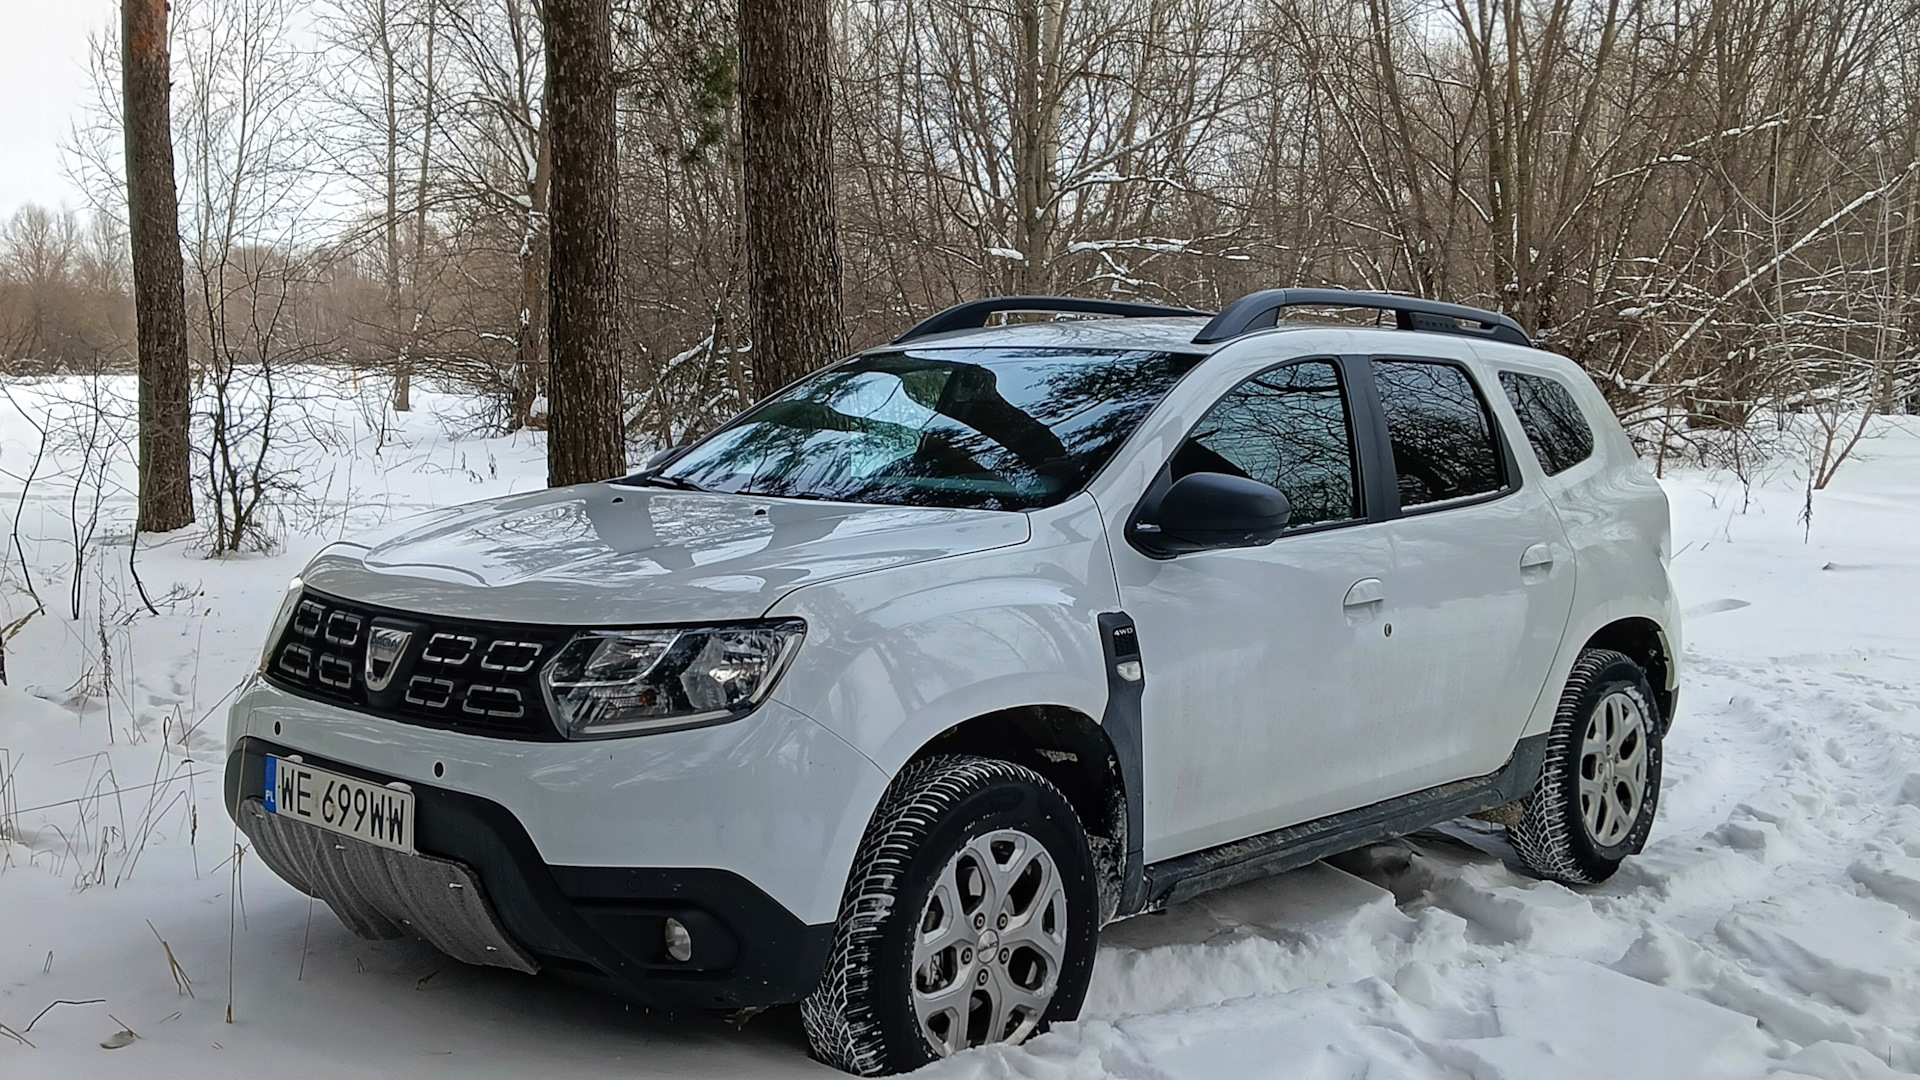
2, 377, 1918, 1079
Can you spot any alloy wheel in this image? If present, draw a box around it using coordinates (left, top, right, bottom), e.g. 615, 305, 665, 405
909, 828, 1069, 1057
1579, 690, 1650, 847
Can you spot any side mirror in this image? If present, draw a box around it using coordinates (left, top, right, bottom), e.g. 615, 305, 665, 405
644, 445, 685, 470
1132, 472, 1292, 558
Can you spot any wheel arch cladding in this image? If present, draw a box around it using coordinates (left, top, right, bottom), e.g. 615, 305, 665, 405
906, 705, 1130, 924
1581, 616, 1676, 728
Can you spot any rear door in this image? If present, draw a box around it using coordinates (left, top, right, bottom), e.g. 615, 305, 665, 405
1360, 356, 1577, 790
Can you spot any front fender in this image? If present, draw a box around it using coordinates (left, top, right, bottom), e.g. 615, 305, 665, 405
767, 495, 1120, 774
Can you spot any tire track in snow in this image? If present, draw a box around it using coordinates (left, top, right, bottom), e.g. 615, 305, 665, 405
910, 649, 1920, 1079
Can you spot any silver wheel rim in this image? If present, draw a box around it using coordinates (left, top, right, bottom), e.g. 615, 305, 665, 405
910, 828, 1069, 1058
1579, 690, 1649, 847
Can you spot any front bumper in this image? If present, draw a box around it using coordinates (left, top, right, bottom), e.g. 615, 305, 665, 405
227, 736, 838, 1011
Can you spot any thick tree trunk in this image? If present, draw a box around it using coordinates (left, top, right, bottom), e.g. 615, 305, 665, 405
1010, 0, 1064, 295
740, 0, 847, 399
543, 0, 627, 485
122, 0, 195, 532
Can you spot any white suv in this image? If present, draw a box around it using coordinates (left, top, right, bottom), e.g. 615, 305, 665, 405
225, 290, 1679, 1075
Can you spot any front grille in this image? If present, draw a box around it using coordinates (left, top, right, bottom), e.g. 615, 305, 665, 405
264, 589, 572, 740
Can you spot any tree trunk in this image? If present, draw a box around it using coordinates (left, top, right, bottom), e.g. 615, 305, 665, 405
740, 0, 847, 399
1010, 0, 1064, 295
404, 0, 439, 416
122, 0, 195, 532
543, 0, 626, 485
513, 125, 552, 430
378, 0, 409, 411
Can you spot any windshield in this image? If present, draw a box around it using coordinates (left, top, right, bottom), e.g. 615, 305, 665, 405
642, 347, 1202, 511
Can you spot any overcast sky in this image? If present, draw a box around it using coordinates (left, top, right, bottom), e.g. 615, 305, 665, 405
0, 1, 115, 216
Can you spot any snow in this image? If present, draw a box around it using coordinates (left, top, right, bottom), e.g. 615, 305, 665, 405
3, 377, 1920, 1078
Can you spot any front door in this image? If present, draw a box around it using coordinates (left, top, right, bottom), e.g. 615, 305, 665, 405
1109, 358, 1398, 862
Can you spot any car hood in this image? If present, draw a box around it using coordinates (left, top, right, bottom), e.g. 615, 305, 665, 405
300, 483, 1031, 625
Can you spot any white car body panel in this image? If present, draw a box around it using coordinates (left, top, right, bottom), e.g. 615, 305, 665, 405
767, 493, 1118, 773
1470, 341, 1680, 736
302, 483, 1030, 625
1113, 518, 1400, 860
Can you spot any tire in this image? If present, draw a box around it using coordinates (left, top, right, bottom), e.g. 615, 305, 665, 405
801, 755, 1099, 1076
1510, 648, 1665, 885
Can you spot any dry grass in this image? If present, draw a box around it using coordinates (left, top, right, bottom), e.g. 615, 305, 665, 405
147, 919, 195, 998
0, 747, 18, 859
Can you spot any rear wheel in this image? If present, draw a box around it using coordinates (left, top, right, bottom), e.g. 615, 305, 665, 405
801, 755, 1098, 1075
1510, 649, 1664, 885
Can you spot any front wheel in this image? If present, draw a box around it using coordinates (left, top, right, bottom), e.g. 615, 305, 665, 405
1510, 648, 1665, 885
801, 755, 1099, 1075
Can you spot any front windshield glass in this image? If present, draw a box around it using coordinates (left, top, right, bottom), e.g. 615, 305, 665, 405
644, 347, 1202, 511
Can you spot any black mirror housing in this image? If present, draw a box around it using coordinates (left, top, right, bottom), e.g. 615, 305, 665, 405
1132, 472, 1292, 558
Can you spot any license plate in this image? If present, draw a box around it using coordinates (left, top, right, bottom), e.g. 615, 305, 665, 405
264, 756, 416, 854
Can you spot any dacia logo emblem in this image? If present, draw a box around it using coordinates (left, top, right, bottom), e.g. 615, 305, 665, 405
365, 624, 413, 692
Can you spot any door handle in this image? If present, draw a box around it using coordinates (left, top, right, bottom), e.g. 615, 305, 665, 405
1343, 578, 1385, 608
1521, 543, 1555, 571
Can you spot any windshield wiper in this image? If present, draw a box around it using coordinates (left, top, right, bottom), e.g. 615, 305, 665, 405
624, 472, 709, 492
733, 488, 838, 502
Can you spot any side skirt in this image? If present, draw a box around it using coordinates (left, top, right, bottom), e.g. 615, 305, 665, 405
1140, 734, 1548, 911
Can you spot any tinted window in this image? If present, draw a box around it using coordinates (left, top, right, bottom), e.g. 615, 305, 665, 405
646, 348, 1201, 511
1171, 360, 1361, 528
1372, 360, 1505, 508
1499, 371, 1595, 475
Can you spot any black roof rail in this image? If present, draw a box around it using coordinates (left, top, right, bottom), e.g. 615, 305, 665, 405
893, 295, 1214, 345
1191, 289, 1530, 347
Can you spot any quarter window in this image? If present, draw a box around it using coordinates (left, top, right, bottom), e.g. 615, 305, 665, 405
1499, 371, 1595, 475
1171, 360, 1362, 529
1371, 360, 1506, 509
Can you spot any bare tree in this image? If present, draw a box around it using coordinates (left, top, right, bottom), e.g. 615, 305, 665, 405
39, 0, 1919, 485
740, 0, 847, 397
172, 0, 329, 553
121, 0, 196, 532
544, 0, 627, 484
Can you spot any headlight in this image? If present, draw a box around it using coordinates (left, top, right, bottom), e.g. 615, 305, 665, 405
259, 577, 304, 673
541, 619, 806, 739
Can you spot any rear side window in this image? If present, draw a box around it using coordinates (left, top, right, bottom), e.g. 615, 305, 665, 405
1371, 359, 1506, 509
1499, 371, 1595, 475
1172, 360, 1362, 529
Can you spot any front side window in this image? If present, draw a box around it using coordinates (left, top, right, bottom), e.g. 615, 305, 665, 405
1170, 360, 1362, 529
1372, 359, 1506, 509
646, 348, 1202, 511
1499, 371, 1595, 475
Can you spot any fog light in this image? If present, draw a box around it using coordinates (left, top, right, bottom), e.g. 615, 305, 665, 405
664, 917, 693, 962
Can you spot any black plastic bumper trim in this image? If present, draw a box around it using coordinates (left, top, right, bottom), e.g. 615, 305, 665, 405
225, 736, 834, 1012
1096, 611, 1149, 918
1142, 733, 1549, 909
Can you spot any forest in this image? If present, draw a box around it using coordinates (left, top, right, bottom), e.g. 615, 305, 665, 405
1, 0, 1916, 488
